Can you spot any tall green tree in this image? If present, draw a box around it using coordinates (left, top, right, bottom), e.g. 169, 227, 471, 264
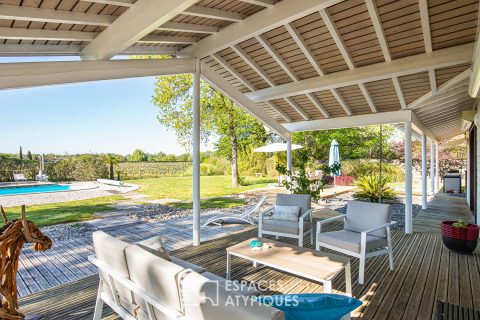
102, 154, 122, 180
27, 151, 33, 160
152, 73, 267, 187
129, 149, 148, 162
19, 146, 23, 160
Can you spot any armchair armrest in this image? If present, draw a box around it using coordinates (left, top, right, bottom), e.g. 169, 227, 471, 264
259, 206, 274, 221
298, 209, 312, 233
299, 209, 312, 221
360, 221, 397, 235
316, 214, 346, 234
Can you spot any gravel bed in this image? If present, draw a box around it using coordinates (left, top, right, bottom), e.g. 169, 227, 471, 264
322, 192, 423, 230
41, 222, 100, 242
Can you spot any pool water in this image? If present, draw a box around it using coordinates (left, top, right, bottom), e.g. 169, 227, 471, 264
0, 184, 71, 196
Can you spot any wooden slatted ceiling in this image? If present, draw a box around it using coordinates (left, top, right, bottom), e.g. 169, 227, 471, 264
327, 0, 385, 67
337, 85, 372, 116
429, 0, 478, 50
270, 98, 303, 122
377, 0, 425, 59
364, 78, 402, 113
0, 0, 125, 45
435, 63, 471, 87
398, 71, 431, 105
289, 94, 325, 120
291, 12, 349, 74
311, 90, 347, 118
203, 56, 250, 93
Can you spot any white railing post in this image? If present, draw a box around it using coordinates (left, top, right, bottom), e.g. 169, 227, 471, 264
421, 134, 427, 210
192, 58, 201, 246
405, 122, 413, 234
287, 139, 292, 172
430, 139, 435, 195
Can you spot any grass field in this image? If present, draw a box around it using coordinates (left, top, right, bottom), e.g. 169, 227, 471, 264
128, 176, 275, 200
3, 195, 124, 227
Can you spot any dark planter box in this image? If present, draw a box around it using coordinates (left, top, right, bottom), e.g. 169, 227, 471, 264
441, 221, 479, 253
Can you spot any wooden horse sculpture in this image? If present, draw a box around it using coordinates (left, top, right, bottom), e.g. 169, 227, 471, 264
0, 205, 52, 320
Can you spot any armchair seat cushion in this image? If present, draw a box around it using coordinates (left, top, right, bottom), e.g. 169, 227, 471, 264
317, 230, 387, 254
262, 219, 312, 235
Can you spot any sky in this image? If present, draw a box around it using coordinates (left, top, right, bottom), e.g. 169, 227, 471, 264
0, 56, 196, 156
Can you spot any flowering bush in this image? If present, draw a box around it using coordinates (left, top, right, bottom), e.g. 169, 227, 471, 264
322, 175, 355, 186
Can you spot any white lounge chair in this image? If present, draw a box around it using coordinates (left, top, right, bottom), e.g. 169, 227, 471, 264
316, 200, 397, 285
13, 172, 27, 182
203, 194, 267, 226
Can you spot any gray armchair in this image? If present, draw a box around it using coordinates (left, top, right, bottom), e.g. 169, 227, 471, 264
315, 200, 396, 285
258, 194, 313, 247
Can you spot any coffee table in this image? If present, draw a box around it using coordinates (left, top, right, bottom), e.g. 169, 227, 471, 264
226, 237, 352, 295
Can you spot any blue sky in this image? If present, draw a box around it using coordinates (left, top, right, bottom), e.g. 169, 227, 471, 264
0, 56, 193, 156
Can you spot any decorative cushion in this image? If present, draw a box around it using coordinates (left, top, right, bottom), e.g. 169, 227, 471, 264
136, 236, 171, 261
273, 205, 301, 221
344, 201, 391, 237
254, 293, 361, 320
262, 219, 312, 235
276, 194, 311, 215
317, 230, 388, 254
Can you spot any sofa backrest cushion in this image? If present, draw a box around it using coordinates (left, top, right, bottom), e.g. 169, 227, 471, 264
344, 201, 391, 237
125, 244, 186, 319
136, 236, 171, 261
181, 271, 285, 320
276, 194, 311, 216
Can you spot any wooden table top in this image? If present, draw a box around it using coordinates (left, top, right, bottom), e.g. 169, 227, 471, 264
227, 237, 350, 282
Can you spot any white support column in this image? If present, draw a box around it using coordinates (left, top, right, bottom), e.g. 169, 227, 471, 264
421, 134, 427, 209
435, 142, 440, 192
430, 139, 435, 195
467, 138, 470, 205
287, 139, 292, 172
192, 58, 201, 247
405, 122, 413, 234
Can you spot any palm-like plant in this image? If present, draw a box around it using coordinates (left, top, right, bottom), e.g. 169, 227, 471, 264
354, 175, 396, 203
102, 154, 122, 180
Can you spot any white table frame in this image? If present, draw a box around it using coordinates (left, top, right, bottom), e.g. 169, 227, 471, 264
226, 247, 352, 296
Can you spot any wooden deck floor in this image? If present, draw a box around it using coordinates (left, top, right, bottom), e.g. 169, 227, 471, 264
19, 193, 479, 319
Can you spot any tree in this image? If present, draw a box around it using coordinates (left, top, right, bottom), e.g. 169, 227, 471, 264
130, 149, 148, 162
102, 154, 122, 180
27, 151, 32, 161
18, 147, 23, 160
151, 71, 267, 187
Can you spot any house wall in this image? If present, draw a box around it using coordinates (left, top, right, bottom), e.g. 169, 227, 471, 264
474, 110, 480, 224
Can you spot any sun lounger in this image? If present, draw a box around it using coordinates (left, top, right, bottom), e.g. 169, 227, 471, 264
203, 194, 267, 226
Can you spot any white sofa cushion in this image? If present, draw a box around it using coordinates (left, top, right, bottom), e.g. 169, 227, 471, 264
125, 244, 186, 320
344, 201, 391, 237
272, 205, 301, 221
262, 219, 312, 235
137, 236, 171, 261
275, 194, 311, 215
180, 271, 285, 320
317, 230, 388, 254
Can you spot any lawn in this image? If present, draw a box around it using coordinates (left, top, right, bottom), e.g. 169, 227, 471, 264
128, 176, 275, 200
2, 195, 124, 227
169, 197, 247, 209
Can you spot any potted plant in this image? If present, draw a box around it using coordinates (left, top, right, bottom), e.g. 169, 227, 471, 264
441, 219, 479, 253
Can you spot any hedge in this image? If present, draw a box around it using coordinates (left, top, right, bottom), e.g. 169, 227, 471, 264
116, 162, 191, 180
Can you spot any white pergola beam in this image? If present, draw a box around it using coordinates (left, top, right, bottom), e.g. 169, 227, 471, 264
201, 63, 290, 139
256, 34, 299, 81
0, 27, 96, 42
232, 45, 275, 87
158, 22, 218, 34
365, 0, 391, 62
0, 43, 180, 56
79, 0, 134, 6
411, 112, 437, 141
237, 0, 275, 7
285, 22, 324, 76
359, 83, 377, 113
182, 6, 245, 22
266, 101, 292, 122
179, 0, 344, 58
469, 19, 480, 97
283, 109, 413, 132
138, 35, 198, 44
429, 69, 437, 94
393, 77, 407, 109
246, 43, 474, 102
418, 0, 432, 53
210, 54, 256, 92
319, 9, 355, 70
0, 58, 195, 90
285, 97, 310, 121
330, 88, 352, 116
0, 4, 116, 26
81, 0, 198, 60
306, 93, 330, 118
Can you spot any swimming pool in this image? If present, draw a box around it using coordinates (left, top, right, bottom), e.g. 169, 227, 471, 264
0, 184, 72, 196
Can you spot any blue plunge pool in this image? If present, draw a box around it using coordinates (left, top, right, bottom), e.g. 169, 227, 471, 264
0, 184, 72, 196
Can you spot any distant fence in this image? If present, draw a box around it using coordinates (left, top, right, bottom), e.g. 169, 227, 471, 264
116, 162, 191, 180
